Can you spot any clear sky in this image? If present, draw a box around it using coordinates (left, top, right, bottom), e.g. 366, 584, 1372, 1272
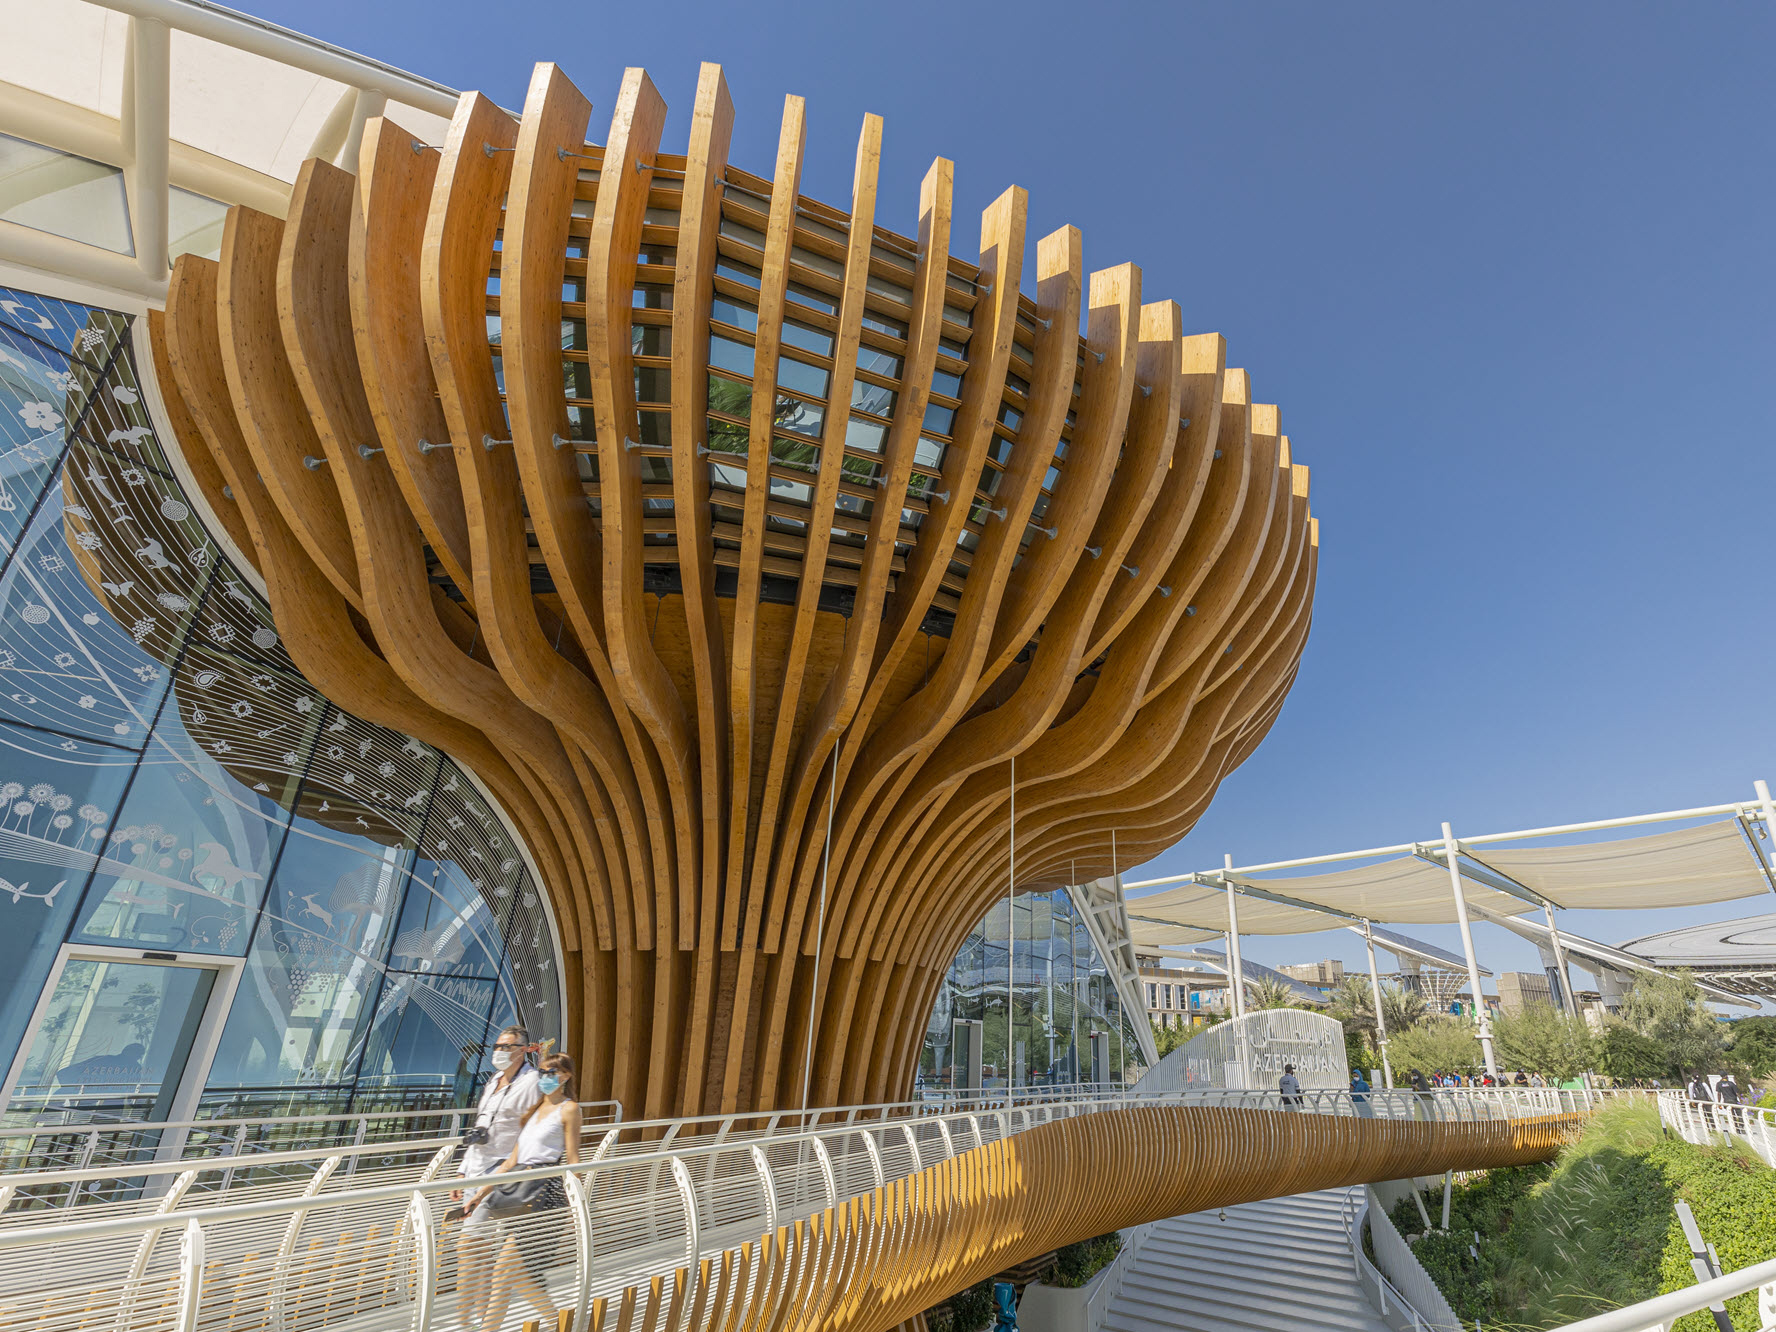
238, 0, 1776, 996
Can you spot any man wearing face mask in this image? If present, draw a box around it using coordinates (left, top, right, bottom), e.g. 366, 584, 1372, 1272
452, 1026, 540, 1327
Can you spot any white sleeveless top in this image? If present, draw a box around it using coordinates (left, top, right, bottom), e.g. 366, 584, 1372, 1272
514, 1102, 566, 1166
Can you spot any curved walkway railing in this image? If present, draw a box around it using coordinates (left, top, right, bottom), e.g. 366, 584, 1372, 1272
1657, 1089, 1776, 1167
0, 1085, 1584, 1332
0, 1099, 626, 1188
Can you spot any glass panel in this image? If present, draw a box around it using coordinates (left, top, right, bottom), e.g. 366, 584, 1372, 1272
68, 662, 313, 954
633, 364, 671, 404
708, 374, 751, 420
0, 723, 134, 1082
786, 282, 835, 315
777, 356, 829, 400
715, 259, 760, 288
922, 403, 955, 436
844, 417, 886, 454
167, 188, 228, 264
710, 296, 758, 333
12, 959, 214, 1118
353, 972, 494, 1102
0, 134, 133, 255
931, 369, 963, 398
709, 335, 756, 379
857, 346, 902, 380
851, 380, 894, 418
781, 322, 834, 358
774, 396, 823, 439
631, 323, 670, 357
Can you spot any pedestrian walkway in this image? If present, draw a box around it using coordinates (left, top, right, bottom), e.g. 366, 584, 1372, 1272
1101, 1188, 1389, 1332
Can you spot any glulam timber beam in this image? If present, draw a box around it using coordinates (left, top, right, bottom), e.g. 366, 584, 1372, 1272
153, 60, 1319, 1116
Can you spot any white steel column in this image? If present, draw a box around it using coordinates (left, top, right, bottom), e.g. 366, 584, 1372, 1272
1222, 858, 1246, 1019
1441, 822, 1498, 1076
125, 17, 171, 284
1756, 781, 1776, 891
1542, 902, 1580, 1017
1362, 921, 1393, 1089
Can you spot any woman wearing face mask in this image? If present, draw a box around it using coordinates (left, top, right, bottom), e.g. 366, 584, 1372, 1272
453, 1027, 539, 1330
465, 1054, 582, 1332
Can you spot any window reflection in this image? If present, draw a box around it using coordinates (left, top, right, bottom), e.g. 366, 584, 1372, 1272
0, 284, 564, 1125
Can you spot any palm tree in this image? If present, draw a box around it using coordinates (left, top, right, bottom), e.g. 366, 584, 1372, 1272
1328, 975, 1377, 1039
1379, 982, 1428, 1033
1248, 977, 1298, 1010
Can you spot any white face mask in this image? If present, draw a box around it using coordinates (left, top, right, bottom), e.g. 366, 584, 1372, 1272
491, 1050, 515, 1072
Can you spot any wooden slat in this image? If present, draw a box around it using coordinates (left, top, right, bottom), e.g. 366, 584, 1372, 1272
153, 58, 1319, 1121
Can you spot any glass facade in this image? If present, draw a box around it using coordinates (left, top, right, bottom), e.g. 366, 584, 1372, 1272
0, 283, 561, 1129
918, 886, 1146, 1091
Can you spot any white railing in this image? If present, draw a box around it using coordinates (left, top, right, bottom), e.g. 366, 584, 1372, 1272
1548, 1255, 1776, 1331
0, 1099, 623, 1199
0, 1085, 1578, 1332
1344, 1186, 1461, 1332
1081, 1221, 1155, 1332
1657, 1091, 1776, 1167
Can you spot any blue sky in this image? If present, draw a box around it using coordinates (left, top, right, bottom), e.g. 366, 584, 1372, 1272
240, 1, 1776, 995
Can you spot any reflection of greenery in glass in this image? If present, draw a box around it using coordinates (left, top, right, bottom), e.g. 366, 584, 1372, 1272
771, 437, 819, 474
708, 373, 752, 420
840, 456, 878, 486
706, 415, 748, 457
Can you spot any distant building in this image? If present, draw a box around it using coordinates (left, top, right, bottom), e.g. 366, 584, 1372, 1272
1496, 972, 1556, 1015
1138, 964, 1229, 1030
1278, 960, 1345, 988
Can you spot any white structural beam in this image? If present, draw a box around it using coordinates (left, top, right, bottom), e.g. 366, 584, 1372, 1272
1223, 856, 1246, 1020
1125, 793, 1765, 888
1441, 822, 1497, 1076
101, 0, 461, 116
1362, 922, 1393, 1089
125, 17, 172, 284
1074, 873, 1159, 1067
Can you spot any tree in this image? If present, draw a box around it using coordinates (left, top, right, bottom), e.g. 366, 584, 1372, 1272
1492, 1003, 1597, 1081
1151, 1021, 1192, 1059
1596, 1020, 1667, 1082
1726, 1016, 1776, 1078
1328, 975, 1377, 1040
1387, 1018, 1486, 1078
1619, 970, 1724, 1077
1379, 982, 1429, 1034
1247, 977, 1300, 1010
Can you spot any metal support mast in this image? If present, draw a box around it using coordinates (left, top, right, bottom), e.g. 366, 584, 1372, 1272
1441, 822, 1498, 1077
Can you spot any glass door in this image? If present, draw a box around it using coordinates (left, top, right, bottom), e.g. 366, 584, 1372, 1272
10, 956, 219, 1122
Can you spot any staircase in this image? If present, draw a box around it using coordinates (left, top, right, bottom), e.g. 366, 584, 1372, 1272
1100, 1188, 1390, 1332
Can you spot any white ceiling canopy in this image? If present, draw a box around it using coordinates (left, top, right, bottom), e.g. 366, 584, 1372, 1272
1125, 787, 1776, 944
1469, 820, 1772, 911
0, 0, 454, 184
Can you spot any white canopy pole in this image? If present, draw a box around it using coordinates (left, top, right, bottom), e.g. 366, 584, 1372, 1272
1362, 922, 1393, 1089
1756, 781, 1776, 891
1542, 903, 1580, 1018
1442, 822, 1498, 1076
1222, 857, 1246, 1020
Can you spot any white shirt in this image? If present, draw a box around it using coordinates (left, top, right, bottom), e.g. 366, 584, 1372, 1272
459, 1065, 541, 1179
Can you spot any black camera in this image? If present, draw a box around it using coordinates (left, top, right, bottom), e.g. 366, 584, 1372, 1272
463, 1125, 491, 1147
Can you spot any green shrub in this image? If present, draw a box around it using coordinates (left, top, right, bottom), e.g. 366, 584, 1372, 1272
1392, 1102, 1776, 1329
1050, 1232, 1121, 1288
939, 1281, 994, 1332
